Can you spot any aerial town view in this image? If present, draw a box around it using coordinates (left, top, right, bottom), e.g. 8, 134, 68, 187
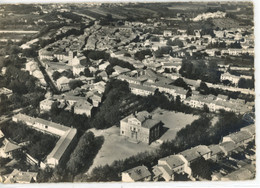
0, 1, 256, 183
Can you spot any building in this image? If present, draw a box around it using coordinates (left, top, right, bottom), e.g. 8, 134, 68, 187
179, 145, 211, 165
39, 99, 55, 112
120, 111, 163, 144
73, 100, 93, 117
208, 145, 224, 162
122, 165, 151, 182
2, 169, 38, 183
240, 124, 255, 139
56, 76, 71, 91
0, 87, 13, 99
222, 130, 253, 146
220, 72, 240, 85
12, 114, 77, 167
70, 54, 87, 66
1, 138, 22, 159
73, 64, 85, 76
129, 83, 156, 96
153, 154, 190, 181
163, 30, 172, 37
221, 164, 255, 181
46, 128, 77, 167
219, 141, 238, 156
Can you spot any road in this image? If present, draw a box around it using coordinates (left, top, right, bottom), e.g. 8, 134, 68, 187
34, 57, 60, 95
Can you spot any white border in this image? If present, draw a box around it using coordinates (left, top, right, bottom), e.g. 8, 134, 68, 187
0, 0, 259, 188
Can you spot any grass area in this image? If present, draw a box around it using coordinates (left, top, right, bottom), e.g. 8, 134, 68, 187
85, 126, 157, 174
151, 108, 199, 143
212, 18, 240, 29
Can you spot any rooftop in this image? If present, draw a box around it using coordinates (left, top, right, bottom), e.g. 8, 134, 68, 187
159, 155, 185, 169
4, 139, 21, 153
47, 128, 77, 162
225, 130, 252, 144
123, 165, 151, 181
3, 169, 38, 183
220, 141, 238, 153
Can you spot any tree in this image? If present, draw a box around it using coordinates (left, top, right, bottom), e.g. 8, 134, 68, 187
173, 78, 188, 89
52, 71, 61, 81
238, 78, 254, 89
22, 48, 38, 58
134, 49, 152, 61
66, 132, 104, 175
190, 157, 213, 180
69, 80, 83, 90
198, 82, 210, 95
203, 104, 210, 113
105, 64, 114, 75
80, 68, 93, 77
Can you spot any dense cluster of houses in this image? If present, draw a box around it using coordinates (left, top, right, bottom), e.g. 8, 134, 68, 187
39, 80, 105, 117
121, 124, 255, 182
117, 69, 253, 114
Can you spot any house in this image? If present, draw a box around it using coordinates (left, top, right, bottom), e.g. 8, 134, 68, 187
92, 81, 106, 94
219, 141, 238, 156
153, 154, 190, 181
129, 83, 156, 96
163, 30, 172, 37
0, 87, 13, 101
39, 49, 53, 60
74, 100, 93, 117
113, 65, 131, 75
120, 111, 163, 144
1, 138, 22, 158
194, 145, 212, 160
208, 145, 224, 162
221, 165, 255, 181
56, 76, 71, 91
97, 71, 108, 81
222, 130, 253, 146
122, 165, 151, 182
39, 99, 55, 112
179, 145, 211, 165
240, 124, 255, 139
216, 94, 229, 101
98, 61, 110, 71
220, 72, 240, 85
70, 55, 87, 66
73, 64, 85, 76
88, 92, 103, 107
2, 169, 38, 183
161, 62, 182, 73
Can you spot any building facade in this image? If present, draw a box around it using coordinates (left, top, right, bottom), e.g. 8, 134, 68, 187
120, 111, 162, 144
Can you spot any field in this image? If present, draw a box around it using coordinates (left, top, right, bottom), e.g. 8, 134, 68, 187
151, 108, 199, 143
86, 126, 156, 174
212, 18, 240, 29
86, 108, 199, 174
